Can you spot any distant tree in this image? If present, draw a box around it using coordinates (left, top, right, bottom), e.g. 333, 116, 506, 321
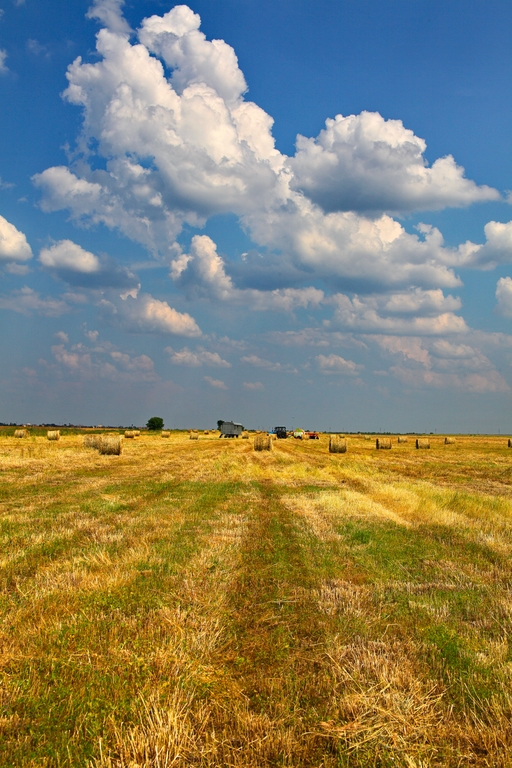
217, 419, 225, 430
146, 416, 164, 430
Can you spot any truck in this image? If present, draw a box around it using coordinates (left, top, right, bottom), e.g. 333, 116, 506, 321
218, 421, 244, 438
274, 426, 287, 439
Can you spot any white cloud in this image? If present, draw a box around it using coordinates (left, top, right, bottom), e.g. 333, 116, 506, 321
496, 277, 512, 318
0, 215, 32, 262
0, 287, 68, 316
316, 354, 363, 375
54, 331, 69, 343
86, 0, 132, 36
328, 291, 467, 335
51, 341, 157, 382
204, 375, 227, 389
289, 111, 499, 215
243, 381, 264, 390
40, 240, 100, 273
165, 345, 230, 367
39, 238, 140, 293
100, 292, 201, 336
173, 234, 324, 310
0, 49, 8, 74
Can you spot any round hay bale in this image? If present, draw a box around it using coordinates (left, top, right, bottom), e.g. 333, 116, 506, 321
241, 431, 249, 439
508, 438, 512, 448
444, 437, 456, 445
161, 431, 170, 438
329, 435, 347, 453
190, 433, 198, 440
98, 436, 122, 455
397, 436, 408, 444
14, 429, 29, 438
376, 438, 391, 450
254, 434, 272, 451
133, 430, 141, 437
363, 435, 372, 441
47, 430, 60, 441
124, 430, 136, 438
416, 438, 430, 449
203, 430, 209, 435
83, 434, 102, 449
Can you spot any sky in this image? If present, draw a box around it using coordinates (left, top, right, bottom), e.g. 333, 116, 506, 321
2, 0, 512, 432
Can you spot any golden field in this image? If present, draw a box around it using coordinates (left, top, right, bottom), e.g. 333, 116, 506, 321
1, 431, 512, 767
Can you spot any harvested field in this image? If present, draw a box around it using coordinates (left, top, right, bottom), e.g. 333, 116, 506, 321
1, 430, 512, 766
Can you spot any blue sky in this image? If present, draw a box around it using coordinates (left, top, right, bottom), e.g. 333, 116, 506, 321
2, 0, 512, 431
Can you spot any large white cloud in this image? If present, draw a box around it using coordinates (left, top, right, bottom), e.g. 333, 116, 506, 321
0, 215, 32, 262
99, 292, 201, 336
289, 112, 499, 215
495, 276, 512, 317
39, 239, 140, 293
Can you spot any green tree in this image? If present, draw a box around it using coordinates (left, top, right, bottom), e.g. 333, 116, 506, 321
146, 416, 164, 431
217, 420, 225, 430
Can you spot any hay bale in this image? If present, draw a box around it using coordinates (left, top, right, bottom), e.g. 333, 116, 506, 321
83, 434, 102, 450
124, 430, 136, 438
397, 436, 408, 444
47, 430, 60, 441
241, 431, 249, 439
14, 429, 29, 438
133, 430, 140, 437
254, 434, 272, 451
161, 431, 170, 438
364, 435, 372, 441
329, 435, 347, 453
190, 433, 198, 440
508, 438, 512, 448
376, 438, 392, 450
416, 438, 430, 449
203, 430, 209, 435
444, 437, 456, 445
98, 436, 122, 455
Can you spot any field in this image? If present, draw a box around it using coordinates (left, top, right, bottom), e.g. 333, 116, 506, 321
1, 431, 512, 767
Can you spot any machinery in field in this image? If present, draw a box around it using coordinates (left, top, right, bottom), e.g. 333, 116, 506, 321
218, 421, 244, 438
305, 431, 320, 440
274, 426, 287, 439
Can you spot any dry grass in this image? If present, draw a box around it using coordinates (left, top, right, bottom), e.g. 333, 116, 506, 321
2, 431, 512, 766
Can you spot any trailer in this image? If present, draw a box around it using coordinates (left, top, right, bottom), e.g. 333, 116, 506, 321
219, 421, 243, 438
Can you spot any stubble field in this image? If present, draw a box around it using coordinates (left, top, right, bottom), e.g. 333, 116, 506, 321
1, 430, 512, 767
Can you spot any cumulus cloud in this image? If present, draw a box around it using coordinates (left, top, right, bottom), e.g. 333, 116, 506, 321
51, 341, 157, 382
495, 276, 512, 317
0, 215, 32, 262
165, 345, 230, 367
0, 49, 8, 74
289, 112, 499, 215
86, 0, 132, 36
173, 234, 324, 310
39, 239, 140, 293
100, 292, 201, 336
328, 291, 467, 335
0, 287, 68, 316
203, 375, 227, 389
316, 354, 363, 375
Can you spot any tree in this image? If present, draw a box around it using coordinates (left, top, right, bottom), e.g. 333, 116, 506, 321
146, 416, 164, 431
217, 420, 225, 430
